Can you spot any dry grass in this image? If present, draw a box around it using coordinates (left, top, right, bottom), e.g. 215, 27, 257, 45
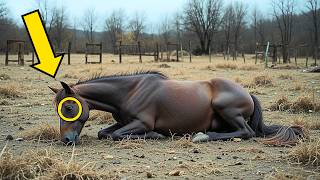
238, 64, 259, 71
171, 161, 222, 176
88, 111, 114, 125
251, 74, 273, 87
215, 62, 238, 70
0, 148, 109, 180
293, 118, 320, 130
173, 134, 195, 148
264, 171, 304, 180
289, 82, 305, 91
278, 74, 294, 80
0, 83, 21, 98
60, 73, 80, 79
20, 123, 60, 141
271, 64, 299, 70
0, 73, 10, 80
270, 95, 320, 113
115, 139, 146, 149
288, 138, 320, 167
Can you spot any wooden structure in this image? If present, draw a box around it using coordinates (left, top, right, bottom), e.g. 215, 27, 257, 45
5, 40, 34, 66
55, 42, 71, 65
115, 41, 159, 64
255, 43, 281, 65
166, 42, 180, 62
85, 42, 102, 64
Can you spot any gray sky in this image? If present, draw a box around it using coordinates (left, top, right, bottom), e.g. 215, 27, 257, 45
6, 0, 307, 31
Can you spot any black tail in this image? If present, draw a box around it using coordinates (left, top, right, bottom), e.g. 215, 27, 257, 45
249, 95, 305, 146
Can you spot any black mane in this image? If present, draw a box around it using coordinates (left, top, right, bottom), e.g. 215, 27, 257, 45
76, 70, 168, 85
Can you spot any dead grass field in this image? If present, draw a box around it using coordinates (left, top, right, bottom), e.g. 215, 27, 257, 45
0, 53, 319, 179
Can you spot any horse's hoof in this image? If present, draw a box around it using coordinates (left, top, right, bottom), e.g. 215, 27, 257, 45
192, 132, 209, 143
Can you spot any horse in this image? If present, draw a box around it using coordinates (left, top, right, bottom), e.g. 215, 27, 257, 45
49, 71, 304, 146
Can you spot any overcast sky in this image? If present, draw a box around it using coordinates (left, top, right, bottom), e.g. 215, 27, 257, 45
5, 0, 307, 32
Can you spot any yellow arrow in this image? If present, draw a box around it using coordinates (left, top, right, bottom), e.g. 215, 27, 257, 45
22, 10, 64, 78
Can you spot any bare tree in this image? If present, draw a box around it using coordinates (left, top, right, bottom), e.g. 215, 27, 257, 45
222, 5, 234, 59
160, 16, 172, 45
82, 8, 97, 43
105, 10, 125, 48
231, 1, 247, 60
305, 0, 320, 65
36, 0, 56, 33
272, 0, 295, 63
184, 0, 222, 54
51, 6, 69, 50
128, 12, 145, 42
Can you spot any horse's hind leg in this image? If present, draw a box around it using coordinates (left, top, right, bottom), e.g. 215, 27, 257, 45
193, 105, 255, 143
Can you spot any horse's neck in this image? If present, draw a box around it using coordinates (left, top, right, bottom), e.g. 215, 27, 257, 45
74, 78, 138, 113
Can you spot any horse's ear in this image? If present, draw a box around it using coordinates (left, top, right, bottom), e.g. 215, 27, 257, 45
60, 81, 74, 94
48, 86, 59, 94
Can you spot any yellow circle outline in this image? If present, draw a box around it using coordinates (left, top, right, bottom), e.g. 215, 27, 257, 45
58, 97, 82, 122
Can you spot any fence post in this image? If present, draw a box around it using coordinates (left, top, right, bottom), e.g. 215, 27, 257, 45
18, 43, 24, 66
138, 41, 142, 63
99, 42, 102, 64
176, 44, 179, 62
31, 50, 34, 65
189, 40, 192, 63
180, 43, 183, 61
264, 42, 270, 68
68, 42, 71, 65
156, 43, 159, 62
119, 41, 122, 64
294, 48, 297, 67
85, 43, 88, 64
5, 40, 8, 66
209, 45, 212, 63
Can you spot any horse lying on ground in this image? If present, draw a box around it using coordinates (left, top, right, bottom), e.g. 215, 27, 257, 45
49, 71, 304, 146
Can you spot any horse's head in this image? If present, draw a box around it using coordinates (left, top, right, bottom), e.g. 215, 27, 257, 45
49, 82, 90, 145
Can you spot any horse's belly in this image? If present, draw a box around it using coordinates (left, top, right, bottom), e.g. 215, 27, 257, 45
154, 81, 213, 135
155, 114, 212, 135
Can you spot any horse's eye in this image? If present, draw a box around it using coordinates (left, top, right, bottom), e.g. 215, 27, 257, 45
66, 105, 73, 112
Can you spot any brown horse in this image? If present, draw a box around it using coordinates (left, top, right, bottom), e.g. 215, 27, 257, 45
49, 71, 304, 145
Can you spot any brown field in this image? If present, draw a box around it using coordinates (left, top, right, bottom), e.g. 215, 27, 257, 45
0, 53, 320, 179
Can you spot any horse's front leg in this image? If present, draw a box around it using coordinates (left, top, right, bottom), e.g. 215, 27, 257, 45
98, 123, 123, 139
111, 120, 165, 141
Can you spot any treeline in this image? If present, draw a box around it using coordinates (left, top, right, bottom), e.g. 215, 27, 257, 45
0, 0, 319, 63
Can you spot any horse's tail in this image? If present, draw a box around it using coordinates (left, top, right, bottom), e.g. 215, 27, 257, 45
248, 94, 305, 146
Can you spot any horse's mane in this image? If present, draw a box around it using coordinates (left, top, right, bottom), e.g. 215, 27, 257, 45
75, 70, 168, 85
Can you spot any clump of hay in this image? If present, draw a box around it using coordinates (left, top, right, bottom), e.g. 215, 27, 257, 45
21, 123, 60, 141
0, 148, 108, 180
270, 95, 320, 113
173, 134, 195, 148
252, 74, 273, 87
0, 84, 21, 98
215, 63, 237, 70
159, 64, 171, 68
293, 118, 320, 130
115, 139, 146, 149
271, 64, 299, 70
270, 96, 291, 111
278, 74, 293, 80
238, 64, 259, 71
289, 83, 305, 91
264, 171, 303, 180
202, 65, 216, 71
61, 73, 79, 79
0, 74, 10, 80
88, 111, 114, 125
288, 138, 320, 167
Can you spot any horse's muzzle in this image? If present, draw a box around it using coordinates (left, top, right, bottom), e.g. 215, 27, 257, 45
62, 132, 79, 145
